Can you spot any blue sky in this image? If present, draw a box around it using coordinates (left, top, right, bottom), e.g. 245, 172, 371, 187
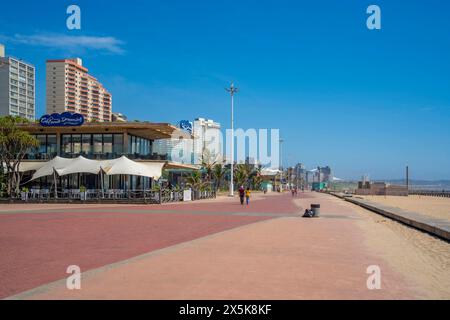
1, 0, 449, 180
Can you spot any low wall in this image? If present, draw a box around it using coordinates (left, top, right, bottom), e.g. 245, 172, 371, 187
328, 192, 450, 241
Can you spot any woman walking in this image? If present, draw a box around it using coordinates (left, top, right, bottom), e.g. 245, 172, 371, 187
245, 187, 251, 205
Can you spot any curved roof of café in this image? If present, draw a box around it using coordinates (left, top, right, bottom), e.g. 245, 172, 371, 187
17, 121, 192, 140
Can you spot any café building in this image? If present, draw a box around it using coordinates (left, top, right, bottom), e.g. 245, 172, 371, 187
18, 118, 196, 191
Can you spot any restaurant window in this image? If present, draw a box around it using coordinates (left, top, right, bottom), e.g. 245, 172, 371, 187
47, 135, 57, 156
81, 134, 92, 155
103, 134, 113, 155
93, 134, 102, 154
72, 134, 81, 154
113, 134, 123, 155
62, 135, 72, 154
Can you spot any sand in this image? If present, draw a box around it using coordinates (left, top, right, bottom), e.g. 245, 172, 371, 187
336, 197, 450, 299
357, 195, 450, 221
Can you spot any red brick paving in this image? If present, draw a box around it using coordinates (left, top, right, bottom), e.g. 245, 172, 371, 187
120, 192, 300, 214
0, 209, 275, 298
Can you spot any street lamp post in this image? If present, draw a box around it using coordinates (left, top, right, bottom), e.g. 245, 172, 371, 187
226, 83, 238, 196
279, 138, 284, 192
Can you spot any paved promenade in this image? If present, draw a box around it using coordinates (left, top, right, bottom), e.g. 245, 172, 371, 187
2, 192, 449, 299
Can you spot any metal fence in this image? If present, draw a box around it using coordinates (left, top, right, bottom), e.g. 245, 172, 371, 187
408, 190, 450, 198
7, 188, 215, 204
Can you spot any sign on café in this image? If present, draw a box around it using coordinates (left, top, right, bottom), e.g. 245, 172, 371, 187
40, 112, 84, 127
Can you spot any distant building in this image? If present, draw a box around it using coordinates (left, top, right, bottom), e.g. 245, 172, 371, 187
46, 58, 112, 122
192, 118, 222, 164
112, 112, 127, 122
355, 181, 408, 196
0, 44, 36, 120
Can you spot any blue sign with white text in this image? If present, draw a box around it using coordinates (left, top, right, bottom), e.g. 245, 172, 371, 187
40, 112, 84, 127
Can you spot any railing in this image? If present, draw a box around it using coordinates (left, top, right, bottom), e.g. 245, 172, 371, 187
408, 190, 450, 198
193, 189, 216, 200
8, 188, 215, 203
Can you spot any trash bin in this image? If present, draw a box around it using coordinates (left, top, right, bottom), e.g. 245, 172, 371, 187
311, 204, 320, 217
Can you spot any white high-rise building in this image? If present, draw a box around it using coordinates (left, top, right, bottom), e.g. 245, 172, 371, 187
0, 44, 36, 120
193, 118, 222, 165
152, 118, 222, 165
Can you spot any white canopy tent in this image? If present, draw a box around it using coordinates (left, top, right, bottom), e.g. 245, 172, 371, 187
28, 155, 165, 181
102, 156, 164, 180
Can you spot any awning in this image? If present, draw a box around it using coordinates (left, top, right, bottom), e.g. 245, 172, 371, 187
28, 155, 165, 181
18, 161, 47, 173
31, 156, 74, 180
102, 156, 164, 180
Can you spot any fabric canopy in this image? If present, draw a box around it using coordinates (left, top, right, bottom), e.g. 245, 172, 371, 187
17, 161, 47, 173
29, 155, 165, 181
31, 156, 74, 180
102, 156, 164, 179
55, 156, 109, 176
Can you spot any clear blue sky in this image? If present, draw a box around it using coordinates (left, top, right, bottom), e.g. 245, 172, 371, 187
1, 0, 449, 180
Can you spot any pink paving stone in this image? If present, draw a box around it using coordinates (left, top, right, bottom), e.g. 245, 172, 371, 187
0, 210, 273, 298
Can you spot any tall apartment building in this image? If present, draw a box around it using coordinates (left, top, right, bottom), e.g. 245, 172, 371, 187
193, 118, 222, 164
46, 58, 112, 122
0, 44, 36, 120
152, 118, 222, 164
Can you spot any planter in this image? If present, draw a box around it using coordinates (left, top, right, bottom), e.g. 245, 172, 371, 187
21, 192, 28, 201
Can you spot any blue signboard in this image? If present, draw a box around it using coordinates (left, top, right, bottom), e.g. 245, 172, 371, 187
40, 112, 84, 127
178, 120, 193, 133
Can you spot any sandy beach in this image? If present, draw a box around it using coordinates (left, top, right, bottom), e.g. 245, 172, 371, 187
356, 195, 450, 221
336, 197, 450, 299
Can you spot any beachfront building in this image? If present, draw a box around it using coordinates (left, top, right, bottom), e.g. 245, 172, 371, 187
46, 58, 112, 122
18, 121, 194, 191
153, 117, 222, 165
193, 118, 222, 164
0, 44, 36, 120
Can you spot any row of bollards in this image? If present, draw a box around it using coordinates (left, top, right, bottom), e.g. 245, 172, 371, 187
303, 204, 320, 218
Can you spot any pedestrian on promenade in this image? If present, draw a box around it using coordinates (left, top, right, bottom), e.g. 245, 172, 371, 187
245, 187, 251, 205
238, 185, 245, 205
291, 188, 295, 197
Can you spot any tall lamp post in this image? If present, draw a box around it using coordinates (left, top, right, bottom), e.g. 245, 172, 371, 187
226, 83, 238, 196
279, 138, 284, 192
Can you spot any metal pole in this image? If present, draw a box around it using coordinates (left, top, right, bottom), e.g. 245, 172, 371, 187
230, 92, 234, 196
226, 83, 238, 197
406, 165, 409, 194
279, 139, 283, 192
53, 168, 58, 199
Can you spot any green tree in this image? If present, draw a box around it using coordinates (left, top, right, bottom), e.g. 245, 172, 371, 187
212, 163, 227, 191
234, 164, 250, 188
0, 116, 39, 197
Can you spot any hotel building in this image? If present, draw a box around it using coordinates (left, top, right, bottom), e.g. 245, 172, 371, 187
153, 117, 223, 165
0, 44, 36, 120
46, 58, 112, 122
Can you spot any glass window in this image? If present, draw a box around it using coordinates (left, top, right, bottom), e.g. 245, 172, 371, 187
93, 134, 102, 154
113, 134, 123, 155
62, 135, 72, 154
36, 135, 47, 155
47, 135, 57, 155
103, 134, 113, 155
82, 134, 92, 155
72, 134, 81, 154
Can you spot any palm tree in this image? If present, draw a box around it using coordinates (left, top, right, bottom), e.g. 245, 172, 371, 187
212, 164, 227, 191
251, 165, 263, 190
234, 164, 249, 188
201, 149, 218, 183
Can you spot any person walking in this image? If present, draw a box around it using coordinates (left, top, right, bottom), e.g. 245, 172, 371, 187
238, 185, 245, 205
245, 187, 251, 205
